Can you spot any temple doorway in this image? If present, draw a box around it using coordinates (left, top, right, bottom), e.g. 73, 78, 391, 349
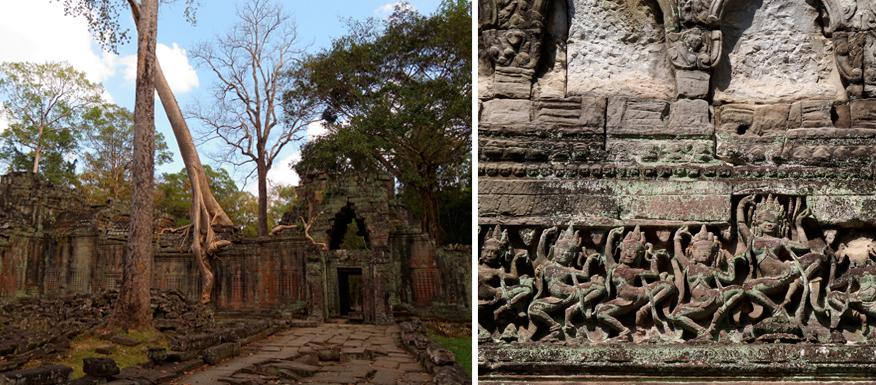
337, 267, 363, 320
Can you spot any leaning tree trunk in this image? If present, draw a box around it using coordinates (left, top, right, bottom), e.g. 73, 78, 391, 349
106, 0, 158, 331
128, 0, 232, 303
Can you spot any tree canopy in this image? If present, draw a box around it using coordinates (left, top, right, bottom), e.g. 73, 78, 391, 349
290, 0, 471, 243
79, 103, 173, 205
157, 165, 263, 235
0, 62, 103, 186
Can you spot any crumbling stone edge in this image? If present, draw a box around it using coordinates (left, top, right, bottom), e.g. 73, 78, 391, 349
0, 318, 302, 385
398, 319, 471, 385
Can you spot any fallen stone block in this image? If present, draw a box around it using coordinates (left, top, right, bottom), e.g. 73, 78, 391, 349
145, 347, 166, 364
83, 357, 120, 378
68, 375, 106, 385
202, 342, 240, 365
107, 335, 139, 347
164, 350, 200, 363
432, 365, 470, 385
317, 348, 340, 362
426, 343, 456, 366
0, 364, 72, 385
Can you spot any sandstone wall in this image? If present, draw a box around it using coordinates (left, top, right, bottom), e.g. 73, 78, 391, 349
479, 0, 876, 380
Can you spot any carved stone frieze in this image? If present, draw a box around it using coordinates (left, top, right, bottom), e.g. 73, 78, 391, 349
479, 194, 876, 344
479, 0, 876, 378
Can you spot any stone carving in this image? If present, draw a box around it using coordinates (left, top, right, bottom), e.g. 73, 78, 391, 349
668, 225, 744, 339
528, 226, 604, 341
478, 195, 876, 344
479, 0, 876, 380
667, 28, 722, 70
596, 225, 676, 341
835, 31, 866, 98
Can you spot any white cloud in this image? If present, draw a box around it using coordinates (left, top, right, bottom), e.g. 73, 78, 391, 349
268, 152, 301, 188
0, 1, 117, 84
244, 152, 301, 194
306, 120, 328, 140
121, 43, 199, 93
0, 111, 8, 133
375, 1, 415, 17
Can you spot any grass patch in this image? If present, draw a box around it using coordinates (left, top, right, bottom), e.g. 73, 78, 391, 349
427, 329, 472, 376
45, 330, 168, 379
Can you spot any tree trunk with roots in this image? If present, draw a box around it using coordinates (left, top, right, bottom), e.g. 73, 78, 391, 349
106, 0, 158, 331
128, 0, 232, 304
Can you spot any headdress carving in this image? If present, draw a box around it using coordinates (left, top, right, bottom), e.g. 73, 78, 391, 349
753, 194, 785, 224
481, 225, 509, 264
621, 225, 646, 250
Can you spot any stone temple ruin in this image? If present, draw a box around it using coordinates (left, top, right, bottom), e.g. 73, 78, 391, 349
478, 0, 876, 382
0, 169, 470, 325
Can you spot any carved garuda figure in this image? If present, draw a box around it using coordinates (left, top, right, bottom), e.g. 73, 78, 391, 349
738, 195, 826, 331
669, 225, 745, 339
528, 225, 605, 341
596, 226, 676, 341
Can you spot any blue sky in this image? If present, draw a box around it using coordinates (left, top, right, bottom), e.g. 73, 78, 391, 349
0, 0, 441, 192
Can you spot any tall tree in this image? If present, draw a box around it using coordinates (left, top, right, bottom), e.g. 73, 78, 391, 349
292, 0, 472, 243
188, 0, 319, 236
0, 62, 102, 185
157, 166, 259, 236
79, 103, 172, 205
58, 0, 233, 303
105, 0, 158, 331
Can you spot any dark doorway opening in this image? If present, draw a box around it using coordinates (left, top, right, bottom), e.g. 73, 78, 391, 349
329, 204, 370, 250
338, 267, 363, 320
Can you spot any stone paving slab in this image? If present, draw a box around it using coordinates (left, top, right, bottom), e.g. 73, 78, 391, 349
171, 323, 434, 385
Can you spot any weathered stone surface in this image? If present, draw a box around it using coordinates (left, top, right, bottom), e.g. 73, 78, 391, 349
202, 342, 240, 365
481, 99, 531, 125
714, 0, 840, 104
0, 365, 72, 385
566, 0, 675, 98
82, 357, 120, 378
851, 99, 876, 128
668, 99, 712, 135
479, 2, 876, 382
675, 70, 711, 99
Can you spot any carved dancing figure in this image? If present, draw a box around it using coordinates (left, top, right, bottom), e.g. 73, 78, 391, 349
528, 225, 605, 340
668, 225, 745, 339
478, 226, 516, 329
596, 226, 676, 340
738, 195, 825, 327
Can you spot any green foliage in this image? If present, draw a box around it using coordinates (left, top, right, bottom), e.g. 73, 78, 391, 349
156, 166, 258, 234
339, 220, 369, 250
268, 183, 297, 229
79, 103, 172, 205
0, 62, 103, 186
290, 0, 471, 242
53, 0, 199, 53
438, 186, 472, 245
52, 331, 167, 379
427, 328, 471, 376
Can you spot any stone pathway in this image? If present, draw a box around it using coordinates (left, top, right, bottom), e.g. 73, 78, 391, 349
171, 323, 434, 385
